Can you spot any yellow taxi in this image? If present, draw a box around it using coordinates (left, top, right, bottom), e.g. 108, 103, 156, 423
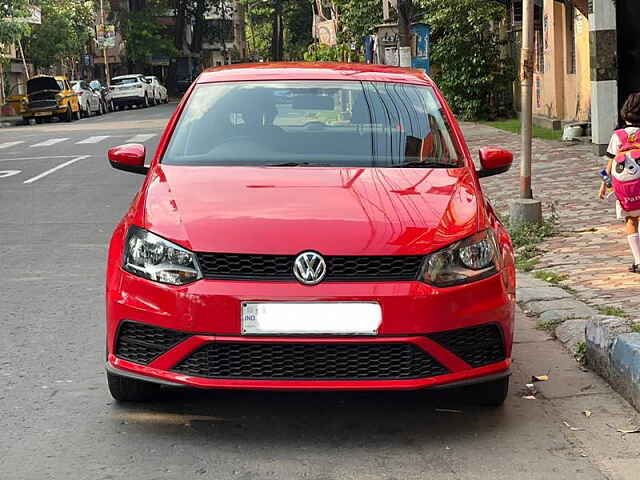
23, 75, 81, 123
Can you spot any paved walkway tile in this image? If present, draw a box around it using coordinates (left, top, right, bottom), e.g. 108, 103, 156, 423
462, 122, 638, 317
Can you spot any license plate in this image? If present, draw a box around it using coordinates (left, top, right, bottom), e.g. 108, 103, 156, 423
241, 302, 382, 335
34, 111, 50, 117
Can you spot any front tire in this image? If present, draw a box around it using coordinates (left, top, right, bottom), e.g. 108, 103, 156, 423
107, 371, 161, 402
65, 106, 73, 123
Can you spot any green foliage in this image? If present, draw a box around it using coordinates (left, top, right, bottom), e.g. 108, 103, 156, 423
480, 118, 564, 141
332, 0, 382, 45
303, 43, 350, 62
25, 0, 94, 72
536, 318, 562, 335
596, 305, 628, 318
120, 0, 177, 64
423, 0, 514, 120
533, 270, 569, 285
574, 341, 587, 365
503, 207, 559, 271
243, 0, 312, 61
0, 0, 31, 46
631, 323, 640, 334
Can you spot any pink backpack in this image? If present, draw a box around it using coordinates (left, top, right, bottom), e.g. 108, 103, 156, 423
611, 129, 640, 212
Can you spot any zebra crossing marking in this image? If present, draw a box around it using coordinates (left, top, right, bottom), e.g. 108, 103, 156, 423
125, 134, 157, 143
76, 136, 110, 144
30, 138, 69, 148
0, 141, 24, 150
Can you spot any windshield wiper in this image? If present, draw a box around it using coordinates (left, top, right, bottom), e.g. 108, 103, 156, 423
391, 161, 455, 168
264, 162, 331, 167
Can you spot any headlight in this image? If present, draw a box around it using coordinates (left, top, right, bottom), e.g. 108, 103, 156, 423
420, 230, 500, 287
123, 227, 202, 286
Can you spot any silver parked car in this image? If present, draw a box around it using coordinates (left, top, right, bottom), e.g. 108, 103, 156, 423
71, 80, 103, 117
144, 76, 169, 105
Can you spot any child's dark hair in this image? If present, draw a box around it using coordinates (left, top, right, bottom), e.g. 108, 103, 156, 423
621, 93, 640, 125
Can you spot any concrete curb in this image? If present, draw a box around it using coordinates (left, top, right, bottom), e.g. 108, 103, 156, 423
0, 116, 22, 127
516, 272, 640, 411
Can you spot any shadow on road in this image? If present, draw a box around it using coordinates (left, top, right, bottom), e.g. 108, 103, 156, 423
109, 387, 506, 447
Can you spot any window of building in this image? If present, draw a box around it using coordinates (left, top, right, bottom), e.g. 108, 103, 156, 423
535, 29, 544, 73
566, 6, 576, 74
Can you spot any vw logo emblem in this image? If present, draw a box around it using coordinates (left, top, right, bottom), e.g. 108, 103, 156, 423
293, 251, 327, 285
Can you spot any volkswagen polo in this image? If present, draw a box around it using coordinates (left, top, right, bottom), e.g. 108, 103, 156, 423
106, 63, 516, 405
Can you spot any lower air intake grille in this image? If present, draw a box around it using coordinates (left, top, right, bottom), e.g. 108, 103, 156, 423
428, 324, 505, 368
115, 321, 190, 365
172, 342, 448, 380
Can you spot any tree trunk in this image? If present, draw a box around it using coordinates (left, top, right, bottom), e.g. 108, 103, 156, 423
192, 0, 207, 55
396, 0, 412, 48
271, 0, 283, 61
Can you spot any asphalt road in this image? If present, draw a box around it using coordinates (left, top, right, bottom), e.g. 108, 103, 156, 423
1, 105, 639, 480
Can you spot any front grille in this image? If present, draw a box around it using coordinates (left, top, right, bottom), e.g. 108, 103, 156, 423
28, 99, 57, 110
428, 324, 505, 368
172, 342, 448, 380
115, 321, 190, 365
196, 253, 423, 282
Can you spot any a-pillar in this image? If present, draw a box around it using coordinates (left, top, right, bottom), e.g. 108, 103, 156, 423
589, 0, 618, 156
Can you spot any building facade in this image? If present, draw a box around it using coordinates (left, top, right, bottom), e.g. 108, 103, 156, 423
507, 0, 591, 129
507, 0, 637, 155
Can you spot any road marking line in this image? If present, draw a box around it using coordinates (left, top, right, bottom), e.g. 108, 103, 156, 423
76, 135, 110, 144
125, 134, 156, 143
0, 141, 24, 150
0, 170, 21, 178
23, 155, 90, 184
30, 138, 69, 148
0, 155, 77, 162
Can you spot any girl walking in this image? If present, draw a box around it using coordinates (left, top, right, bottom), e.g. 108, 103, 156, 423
600, 93, 640, 272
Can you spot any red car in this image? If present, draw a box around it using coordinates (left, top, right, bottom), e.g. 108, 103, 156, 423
106, 63, 516, 405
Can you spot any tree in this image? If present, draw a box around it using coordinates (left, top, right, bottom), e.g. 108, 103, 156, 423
423, 0, 514, 120
392, 0, 424, 48
332, 0, 381, 46
25, 0, 94, 75
242, 0, 312, 61
0, 0, 31, 46
120, 0, 176, 70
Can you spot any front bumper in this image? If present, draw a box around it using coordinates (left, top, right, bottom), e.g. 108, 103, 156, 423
106, 270, 515, 391
112, 94, 145, 104
24, 106, 65, 118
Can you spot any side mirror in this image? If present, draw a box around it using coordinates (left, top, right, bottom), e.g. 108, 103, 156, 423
108, 144, 148, 175
478, 147, 513, 178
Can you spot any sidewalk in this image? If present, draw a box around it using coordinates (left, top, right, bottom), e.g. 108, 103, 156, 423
462, 122, 639, 318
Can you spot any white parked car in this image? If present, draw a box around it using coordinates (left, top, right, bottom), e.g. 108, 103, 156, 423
71, 80, 103, 117
145, 76, 168, 105
110, 74, 154, 110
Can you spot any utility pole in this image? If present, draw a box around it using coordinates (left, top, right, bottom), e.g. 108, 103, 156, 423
510, 0, 542, 224
520, 0, 534, 200
17, 38, 29, 79
99, 0, 110, 85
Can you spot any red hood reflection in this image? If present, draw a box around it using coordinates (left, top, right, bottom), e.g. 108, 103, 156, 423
142, 165, 481, 255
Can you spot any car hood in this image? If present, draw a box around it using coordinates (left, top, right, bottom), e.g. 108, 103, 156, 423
27, 77, 60, 94
143, 166, 482, 255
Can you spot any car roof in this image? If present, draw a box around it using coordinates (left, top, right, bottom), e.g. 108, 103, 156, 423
197, 62, 433, 86
112, 75, 142, 79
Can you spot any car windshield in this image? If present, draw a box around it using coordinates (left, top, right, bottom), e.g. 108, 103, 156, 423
112, 77, 138, 85
162, 81, 463, 168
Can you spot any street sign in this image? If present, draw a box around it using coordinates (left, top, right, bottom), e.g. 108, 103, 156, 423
96, 24, 116, 48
